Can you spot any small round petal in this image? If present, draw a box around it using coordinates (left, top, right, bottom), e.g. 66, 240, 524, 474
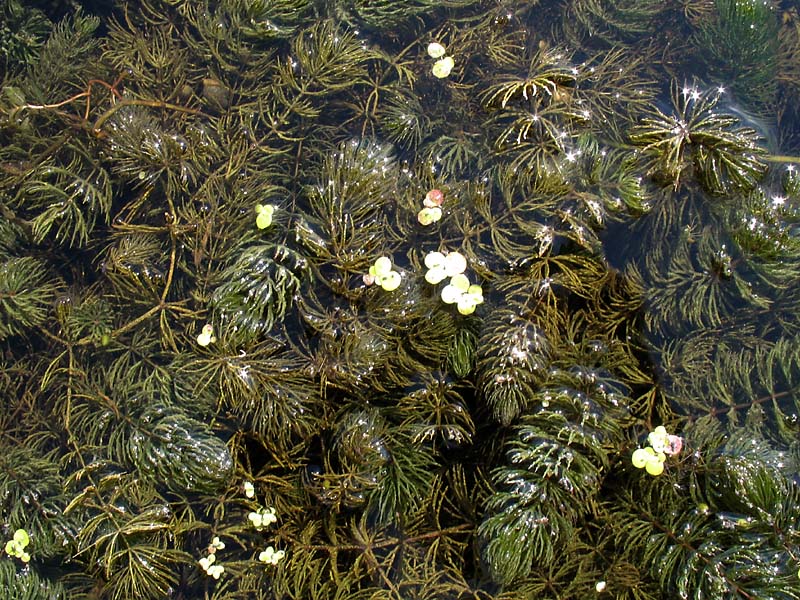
440, 284, 461, 304
664, 434, 683, 456
648, 426, 668, 449
256, 212, 272, 229
243, 481, 255, 498
645, 459, 664, 476
425, 266, 447, 285
449, 273, 470, 291
424, 251, 446, 269
631, 448, 650, 469
13, 530, 29, 547
427, 42, 446, 59
444, 252, 467, 276
379, 271, 402, 291
432, 56, 455, 78
457, 298, 477, 315
424, 189, 444, 207
373, 256, 393, 276
466, 284, 483, 303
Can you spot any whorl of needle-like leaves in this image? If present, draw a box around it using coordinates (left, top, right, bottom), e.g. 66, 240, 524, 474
561, 0, 670, 49
378, 89, 431, 152
0, 255, 60, 340
101, 233, 169, 300
397, 371, 476, 447
479, 363, 630, 584
104, 106, 202, 194
481, 45, 578, 175
692, 0, 780, 113
174, 336, 321, 450
302, 138, 398, 278
18, 10, 100, 104
0, 558, 67, 600
630, 82, 767, 194
210, 243, 309, 338
76, 397, 235, 495
306, 406, 436, 525
11, 140, 113, 247
132, 405, 234, 493
0, 445, 74, 558
635, 225, 765, 336
331, 0, 480, 30
476, 304, 551, 426
0, 0, 51, 76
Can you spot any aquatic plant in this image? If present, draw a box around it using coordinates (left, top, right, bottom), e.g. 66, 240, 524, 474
0, 1, 799, 599
692, 0, 780, 112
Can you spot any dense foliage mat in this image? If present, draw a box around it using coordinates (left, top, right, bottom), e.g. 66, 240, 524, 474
1, 0, 800, 598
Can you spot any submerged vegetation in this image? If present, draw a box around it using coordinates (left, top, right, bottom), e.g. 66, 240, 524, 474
1, 0, 800, 598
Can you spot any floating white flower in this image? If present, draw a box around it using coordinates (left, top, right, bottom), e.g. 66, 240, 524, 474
4, 528, 31, 563
196, 324, 216, 347
255, 203, 276, 229
208, 536, 225, 553
417, 206, 442, 225
206, 564, 224, 579
243, 481, 255, 498
632, 425, 681, 477
424, 251, 466, 284
258, 545, 286, 565
432, 56, 455, 79
248, 507, 278, 529
427, 42, 446, 59
440, 273, 484, 315
365, 256, 402, 291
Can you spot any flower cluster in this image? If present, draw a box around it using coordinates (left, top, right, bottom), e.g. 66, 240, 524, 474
427, 42, 455, 78
5, 528, 31, 563
198, 536, 225, 579
363, 256, 402, 291
248, 506, 278, 530
424, 251, 484, 315
255, 203, 276, 229
196, 323, 216, 347
417, 188, 444, 225
631, 426, 682, 476
243, 481, 287, 567
258, 545, 286, 566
